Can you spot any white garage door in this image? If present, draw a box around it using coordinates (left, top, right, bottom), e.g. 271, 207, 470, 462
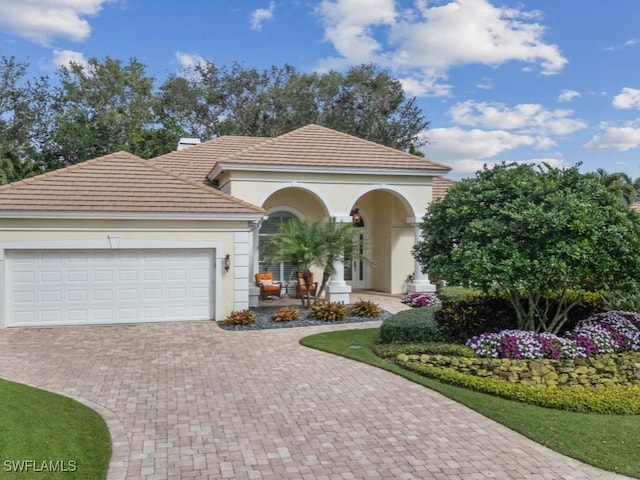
6, 249, 214, 327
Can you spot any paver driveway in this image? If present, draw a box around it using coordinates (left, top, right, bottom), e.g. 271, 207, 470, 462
0, 319, 632, 480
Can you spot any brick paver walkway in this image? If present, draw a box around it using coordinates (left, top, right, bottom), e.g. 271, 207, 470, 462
0, 294, 632, 479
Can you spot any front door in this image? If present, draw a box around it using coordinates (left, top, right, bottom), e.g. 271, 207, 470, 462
344, 232, 367, 289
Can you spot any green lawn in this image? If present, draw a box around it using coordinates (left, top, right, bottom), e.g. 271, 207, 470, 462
300, 328, 640, 479
0, 378, 111, 480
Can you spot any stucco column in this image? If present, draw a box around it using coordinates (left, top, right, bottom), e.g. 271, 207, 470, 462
326, 258, 351, 303
407, 224, 436, 293
326, 215, 352, 303
248, 220, 262, 307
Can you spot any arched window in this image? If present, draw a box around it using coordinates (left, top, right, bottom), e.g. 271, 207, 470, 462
258, 211, 297, 282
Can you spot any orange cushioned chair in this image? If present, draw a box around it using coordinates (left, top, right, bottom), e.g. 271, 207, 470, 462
295, 271, 318, 298
255, 272, 283, 300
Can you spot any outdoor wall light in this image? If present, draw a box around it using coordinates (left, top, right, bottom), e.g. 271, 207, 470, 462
350, 207, 365, 227
224, 254, 231, 272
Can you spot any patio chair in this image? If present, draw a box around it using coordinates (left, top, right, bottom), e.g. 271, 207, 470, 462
255, 272, 283, 300
295, 271, 318, 299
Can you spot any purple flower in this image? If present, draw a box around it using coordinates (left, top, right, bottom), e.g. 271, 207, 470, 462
401, 293, 442, 308
467, 310, 640, 359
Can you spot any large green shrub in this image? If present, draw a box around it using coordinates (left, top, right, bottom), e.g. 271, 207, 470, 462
380, 306, 445, 343
602, 288, 640, 312
435, 294, 517, 344
436, 285, 481, 303
414, 163, 640, 333
435, 291, 604, 344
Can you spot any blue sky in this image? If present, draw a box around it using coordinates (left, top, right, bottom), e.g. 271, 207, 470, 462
0, 0, 639, 180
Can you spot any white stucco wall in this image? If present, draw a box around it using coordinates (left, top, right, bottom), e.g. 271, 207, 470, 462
224, 170, 434, 218
0, 217, 254, 326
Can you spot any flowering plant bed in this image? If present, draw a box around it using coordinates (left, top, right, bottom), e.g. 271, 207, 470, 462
467, 311, 640, 359
401, 292, 441, 308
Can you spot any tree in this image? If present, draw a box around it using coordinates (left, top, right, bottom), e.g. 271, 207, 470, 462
0, 55, 55, 175
262, 218, 370, 307
0, 151, 46, 184
159, 62, 428, 148
316, 64, 427, 150
586, 168, 636, 206
51, 57, 167, 165
413, 163, 640, 333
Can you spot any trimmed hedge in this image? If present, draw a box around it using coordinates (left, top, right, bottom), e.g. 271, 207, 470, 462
397, 358, 640, 415
379, 306, 445, 344
399, 352, 640, 387
373, 342, 476, 359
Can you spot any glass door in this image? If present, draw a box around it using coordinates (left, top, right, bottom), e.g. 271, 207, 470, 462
344, 232, 367, 289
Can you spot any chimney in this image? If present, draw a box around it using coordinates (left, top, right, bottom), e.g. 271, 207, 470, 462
177, 138, 201, 151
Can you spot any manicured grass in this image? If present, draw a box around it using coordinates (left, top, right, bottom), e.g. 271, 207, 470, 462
0, 378, 111, 479
300, 328, 640, 479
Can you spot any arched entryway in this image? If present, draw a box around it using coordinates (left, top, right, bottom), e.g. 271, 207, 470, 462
254, 187, 329, 285
258, 210, 297, 283
348, 188, 416, 294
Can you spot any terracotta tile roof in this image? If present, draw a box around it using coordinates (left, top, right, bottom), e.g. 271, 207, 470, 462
150, 136, 266, 182
432, 176, 455, 201
0, 151, 264, 215
211, 124, 451, 173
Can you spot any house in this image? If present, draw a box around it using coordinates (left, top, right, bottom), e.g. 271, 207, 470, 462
0, 124, 451, 327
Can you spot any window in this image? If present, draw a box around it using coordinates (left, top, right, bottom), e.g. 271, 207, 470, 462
258, 211, 297, 283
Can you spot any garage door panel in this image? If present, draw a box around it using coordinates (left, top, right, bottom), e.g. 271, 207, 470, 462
41, 290, 63, 302
41, 271, 62, 283
41, 310, 62, 322
93, 289, 114, 301
68, 290, 88, 302
68, 270, 88, 282
68, 309, 88, 322
118, 270, 138, 282
93, 270, 114, 282
6, 249, 215, 326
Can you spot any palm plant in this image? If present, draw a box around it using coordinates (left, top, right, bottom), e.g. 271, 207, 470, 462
262, 217, 372, 307
0, 151, 47, 184
587, 168, 636, 206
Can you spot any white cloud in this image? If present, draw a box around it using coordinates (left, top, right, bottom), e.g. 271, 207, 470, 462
613, 87, 640, 110
558, 89, 580, 103
449, 100, 586, 135
316, 0, 396, 66
426, 127, 541, 160
585, 122, 640, 152
423, 127, 564, 178
398, 72, 452, 97
605, 38, 639, 51
475, 77, 493, 90
52, 49, 87, 68
521, 157, 566, 170
251, 2, 275, 31
0, 0, 113, 45
315, 0, 566, 97
175, 51, 207, 70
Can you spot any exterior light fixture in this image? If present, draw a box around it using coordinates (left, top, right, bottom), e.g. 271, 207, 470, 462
224, 254, 231, 272
350, 207, 364, 227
